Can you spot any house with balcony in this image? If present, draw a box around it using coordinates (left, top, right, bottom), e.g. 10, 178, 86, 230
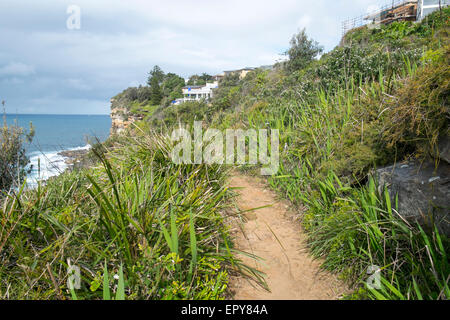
173, 81, 219, 105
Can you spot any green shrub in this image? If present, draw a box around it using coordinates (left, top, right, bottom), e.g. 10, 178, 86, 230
0, 129, 251, 300
0, 112, 34, 191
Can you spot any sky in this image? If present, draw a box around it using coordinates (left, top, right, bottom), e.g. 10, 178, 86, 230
0, 0, 388, 115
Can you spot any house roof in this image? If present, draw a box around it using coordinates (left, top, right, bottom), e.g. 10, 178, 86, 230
181, 85, 203, 89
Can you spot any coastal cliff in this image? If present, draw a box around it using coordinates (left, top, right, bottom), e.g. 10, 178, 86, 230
110, 98, 144, 134
109, 85, 163, 134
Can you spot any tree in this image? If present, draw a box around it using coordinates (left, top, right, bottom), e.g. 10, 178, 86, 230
187, 73, 212, 86
137, 86, 152, 102
150, 78, 163, 105
285, 29, 323, 72
147, 65, 165, 86
147, 65, 165, 105
162, 73, 185, 97
145, 66, 186, 106
0, 101, 34, 191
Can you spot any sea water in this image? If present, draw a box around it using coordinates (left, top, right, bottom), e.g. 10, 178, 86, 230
4, 114, 111, 186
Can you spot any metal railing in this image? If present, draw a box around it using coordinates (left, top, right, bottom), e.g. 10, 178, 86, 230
341, 0, 418, 37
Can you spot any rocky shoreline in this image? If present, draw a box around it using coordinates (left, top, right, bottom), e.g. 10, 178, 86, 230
57, 147, 94, 170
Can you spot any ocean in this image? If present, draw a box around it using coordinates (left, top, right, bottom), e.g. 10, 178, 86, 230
4, 114, 111, 186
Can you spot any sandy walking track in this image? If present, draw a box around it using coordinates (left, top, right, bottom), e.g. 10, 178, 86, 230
228, 173, 347, 300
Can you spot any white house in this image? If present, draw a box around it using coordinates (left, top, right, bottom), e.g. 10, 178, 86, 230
173, 81, 219, 105
417, 0, 449, 20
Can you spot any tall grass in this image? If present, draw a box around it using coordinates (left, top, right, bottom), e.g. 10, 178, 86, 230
219, 52, 449, 299
0, 129, 248, 300
299, 173, 449, 300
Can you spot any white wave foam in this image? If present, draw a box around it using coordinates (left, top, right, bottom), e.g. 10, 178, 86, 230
26, 144, 91, 189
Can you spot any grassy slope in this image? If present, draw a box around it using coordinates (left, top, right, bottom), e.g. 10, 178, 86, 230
149, 9, 449, 299
0, 130, 259, 299
1, 9, 448, 300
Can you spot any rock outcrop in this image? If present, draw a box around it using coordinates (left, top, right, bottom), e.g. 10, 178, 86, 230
376, 148, 450, 237
110, 98, 143, 135
438, 137, 450, 164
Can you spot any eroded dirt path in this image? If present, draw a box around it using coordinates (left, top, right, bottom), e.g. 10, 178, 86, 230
228, 173, 347, 300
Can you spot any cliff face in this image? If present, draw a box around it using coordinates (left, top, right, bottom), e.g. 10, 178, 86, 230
110, 98, 143, 135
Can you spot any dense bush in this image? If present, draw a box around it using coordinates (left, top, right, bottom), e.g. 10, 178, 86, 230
197, 11, 450, 300
285, 28, 323, 72
3, 5, 448, 301
0, 112, 34, 191
0, 130, 253, 299
383, 49, 450, 159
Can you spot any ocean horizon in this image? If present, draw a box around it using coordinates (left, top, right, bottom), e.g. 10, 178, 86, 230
4, 113, 111, 185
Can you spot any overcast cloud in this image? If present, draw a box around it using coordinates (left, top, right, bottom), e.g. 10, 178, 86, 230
0, 0, 385, 114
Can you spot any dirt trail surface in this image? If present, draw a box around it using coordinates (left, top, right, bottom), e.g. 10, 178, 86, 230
228, 173, 347, 300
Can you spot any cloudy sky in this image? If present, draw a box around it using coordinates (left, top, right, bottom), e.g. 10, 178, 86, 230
0, 0, 387, 114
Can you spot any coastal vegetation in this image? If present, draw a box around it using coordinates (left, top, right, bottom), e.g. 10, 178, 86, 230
0, 131, 264, 299
136, 8, 450, 299
0, 102, 34, 192
0, 7, 448, 300
113, 65, 186, 116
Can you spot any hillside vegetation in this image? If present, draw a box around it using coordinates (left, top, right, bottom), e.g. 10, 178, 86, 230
144, 9, 450, 300
1, 8, 448, 300
1, 131, 264, 299
0, 105, 34, 192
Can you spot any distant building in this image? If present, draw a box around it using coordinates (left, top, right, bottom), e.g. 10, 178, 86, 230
173, 81, 219, 105
172, 67, 259, 105
342, 0, 448, 37
417, 0, 449, 20
365, 0, 418, 26
223, 68, 255, 80
212, 73, 225, 82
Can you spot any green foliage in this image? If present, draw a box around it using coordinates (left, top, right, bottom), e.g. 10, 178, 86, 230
301, 174, 449, 300
312, 45, 422, 92
113, 66, 186, 114
149, 78, 163, 106
147, 66, 185, 106
71, 263, 126, 300
285, 28, 323, 72
0, 129, 243, 299
344, 7, 450, 49
187, 73, 213, 86
383, 50, 450, 159
147, 65, 165, 86
5, 7, 448, 301
153, 100, 210, 127
0, 104, 34, 191
161, 73, 186, 106
202, 13, 450, 300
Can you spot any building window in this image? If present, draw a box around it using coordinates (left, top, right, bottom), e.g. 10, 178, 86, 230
423, 0, 440, 6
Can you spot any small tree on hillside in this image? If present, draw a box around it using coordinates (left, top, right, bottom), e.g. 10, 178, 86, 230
162, 73, 185, 97
285, 29, 323, 72
187, 73, 212, 86
0, 101, 34, 191
147, 65, 165, 86
150, 79, 162, 105
147, 65, 165, 105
